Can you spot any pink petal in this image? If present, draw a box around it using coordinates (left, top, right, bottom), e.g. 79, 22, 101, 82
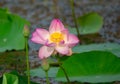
31, 28, 49, 44
59, 40, 65, 45
55, 45, 69, 55
61, 29, 69, 42
49, 19, 65, 33
39, 46, 54, 59
45, 40, 56, 47
31, 31, 45, 44
67, 48, 73, 56
66, 34, 79, 47
36, 28, 50, 40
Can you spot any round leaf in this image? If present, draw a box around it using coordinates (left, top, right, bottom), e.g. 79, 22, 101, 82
30, 67, 58, 78
73, 43, 120, 57
0, 9, 30, 52
56, 51, 120, 83
78, 12, 103, 35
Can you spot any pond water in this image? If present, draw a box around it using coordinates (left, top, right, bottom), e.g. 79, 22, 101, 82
0, 0, 120, 84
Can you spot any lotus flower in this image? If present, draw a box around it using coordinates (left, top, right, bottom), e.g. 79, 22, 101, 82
31, 19, 79, 59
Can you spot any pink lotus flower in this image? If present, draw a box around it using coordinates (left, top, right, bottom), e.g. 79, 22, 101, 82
31, 19, 79, 59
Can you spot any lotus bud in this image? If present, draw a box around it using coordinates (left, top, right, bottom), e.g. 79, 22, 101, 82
23, 25, 30, 37
41, 58, 50, 72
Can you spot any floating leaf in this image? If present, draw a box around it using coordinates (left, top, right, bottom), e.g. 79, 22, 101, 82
0, 8, 30, 52
69, 12, 103, 35
2, 73, 18, 84
73, 43, 120, 57
56, 51, 120, 83
78, 12, 103, 34
30, 67, 58, 78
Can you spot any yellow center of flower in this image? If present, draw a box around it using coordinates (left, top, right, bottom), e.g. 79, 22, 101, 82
50, 32, 64, 43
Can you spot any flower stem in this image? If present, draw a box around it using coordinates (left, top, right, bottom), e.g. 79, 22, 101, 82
56, 56, 71, 84
45, 70, 50, 84
25, 37, 30, 84
59, 64, 71, 84
70, 0, 80, 39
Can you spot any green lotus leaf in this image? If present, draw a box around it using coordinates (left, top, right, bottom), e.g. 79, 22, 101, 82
69, 12, 103, 35
0, 8, 30, 52
73, 43, 120, 57
2, 73, 18, 84
56, 51, 120, 83
30, 67, 58, 78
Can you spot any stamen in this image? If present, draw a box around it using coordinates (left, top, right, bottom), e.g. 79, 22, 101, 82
50, 32, 64, 43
